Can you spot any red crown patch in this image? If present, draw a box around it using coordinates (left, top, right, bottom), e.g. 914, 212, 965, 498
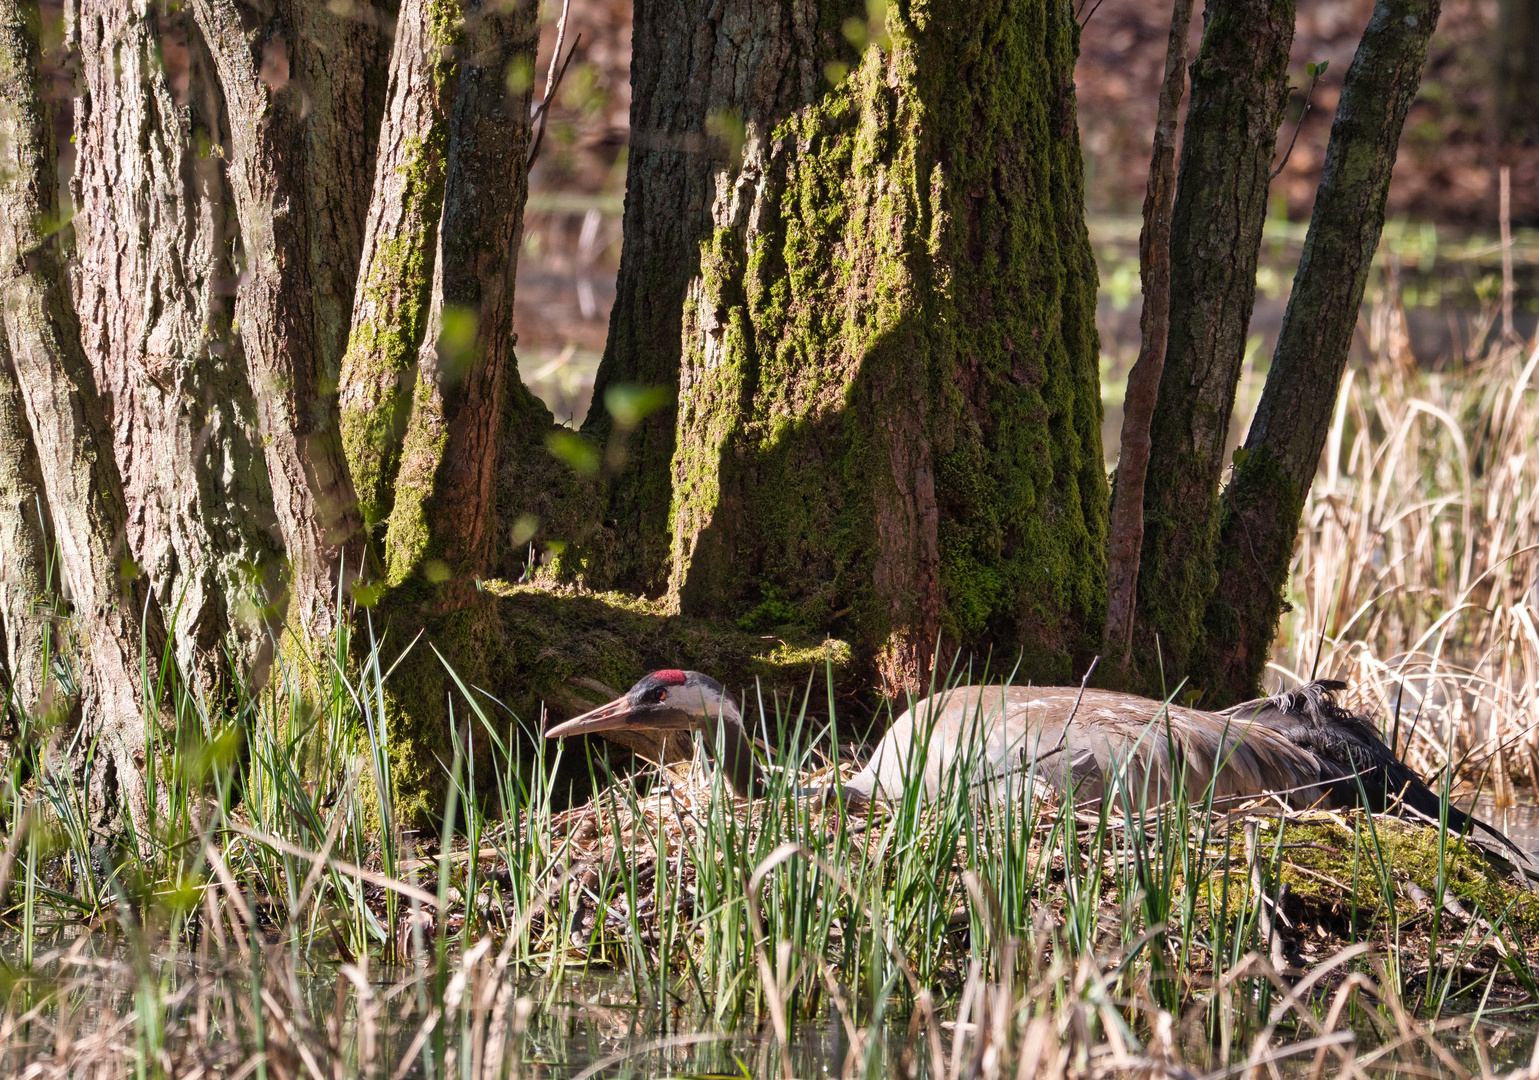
654, 669, 688, 685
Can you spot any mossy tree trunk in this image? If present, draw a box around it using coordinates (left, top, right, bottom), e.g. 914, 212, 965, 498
340, 0, 541, 598
1129, 0, 1295, 695
335, 0, 544, 817
579, 0, 798, 596
1197, 0, 1440, 702
0, 0, 553, 833
651, 0, 1106, 692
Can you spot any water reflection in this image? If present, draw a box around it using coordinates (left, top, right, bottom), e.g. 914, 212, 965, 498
3, 928, 1537, 1076
1473, 798, 1539, 853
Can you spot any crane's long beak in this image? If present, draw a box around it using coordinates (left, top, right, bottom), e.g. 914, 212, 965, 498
546, 695, 635, 738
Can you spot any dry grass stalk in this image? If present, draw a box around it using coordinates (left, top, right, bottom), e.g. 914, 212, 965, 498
1276, 294, 1539, 804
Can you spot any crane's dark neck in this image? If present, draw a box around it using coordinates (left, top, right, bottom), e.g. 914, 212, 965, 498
700, 698, 765, 799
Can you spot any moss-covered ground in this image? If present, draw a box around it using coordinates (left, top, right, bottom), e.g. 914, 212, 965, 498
370, 580, 855, 825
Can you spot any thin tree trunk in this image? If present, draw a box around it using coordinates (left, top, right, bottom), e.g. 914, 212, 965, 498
664, 0, 1106, 693
1130, 0, 1296, 691
188, 0, 376, 638
0, 3, 50, 718
3, 0, 167, 835
1103, 0, 1194, 668
72, 1, 281, 687
339, 0, 454, 543
0, 330, 51, 719
577, 0, 787, 596
1198, 0, 1441, 702
385, 0, 541, 594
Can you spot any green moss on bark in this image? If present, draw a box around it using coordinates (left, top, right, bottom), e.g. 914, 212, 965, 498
372, 581, 854, 825
1224, 814, 1539, 932
669, 0, 1105, 689
339, 134, 446, 532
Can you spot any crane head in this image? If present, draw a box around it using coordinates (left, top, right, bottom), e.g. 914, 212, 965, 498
545, 669, 735, 739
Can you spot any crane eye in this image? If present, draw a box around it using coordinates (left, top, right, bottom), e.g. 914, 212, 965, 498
653, 688, 668, 703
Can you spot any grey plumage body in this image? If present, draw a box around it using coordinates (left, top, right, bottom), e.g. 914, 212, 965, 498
844, 681, 1445, 820
546, 671, 1532, 870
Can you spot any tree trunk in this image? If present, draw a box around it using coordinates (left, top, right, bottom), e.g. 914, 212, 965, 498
333, 0, 541, 820
659, 0, 1106, 692
1103, 0, 1195, 668
188, 0, 377, 639
0, 320, 51, 720
339, 0, 456, 545
578, 0, 784, 596
1198, 0, 1440, 702
3, 0, 168, 835
72, 1, 281, 688
0, 0, 586, 833
1495, 0, 1539, 147
1130, 0, 1295, 693
385, 0, 540, 594
0, 4, 51, 719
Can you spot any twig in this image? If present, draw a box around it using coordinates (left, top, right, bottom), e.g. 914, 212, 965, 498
527, 0, 580, 169
1245, 820, 1288, 975
1501, 165, 1516, 342
1272, 61, 1328, 180
226, 822, 441, 910
568, 1035, 733, 1080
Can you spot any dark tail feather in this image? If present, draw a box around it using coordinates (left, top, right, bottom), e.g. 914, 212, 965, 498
1236, 680, 1539, 878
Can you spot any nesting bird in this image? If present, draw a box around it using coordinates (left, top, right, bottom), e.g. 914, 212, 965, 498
545, 670, 1531, 865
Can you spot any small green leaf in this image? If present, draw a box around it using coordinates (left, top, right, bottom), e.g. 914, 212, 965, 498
546, 430, 600, 475
423, 559, 451, 584
510, 514, 540, 548
506, 56, 534, 95
438, 306, 478, 380
351, 579, 384, 609
604, 383, 672, 429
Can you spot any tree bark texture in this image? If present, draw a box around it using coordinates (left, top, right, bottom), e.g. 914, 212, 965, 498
1130, 0, 1296, 691
1197, 0, 1440, 702
339, 0, 454, 542
0, 331, 51, 720
579, 0, 823, 596
4, 0, 168, 834
72, 1, 281, 687
385, 0, 541, 593
664, 0, 1106, 692
1102, 0, 1194, 668
0, 3, 50, 719
188, 0, 376, 638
